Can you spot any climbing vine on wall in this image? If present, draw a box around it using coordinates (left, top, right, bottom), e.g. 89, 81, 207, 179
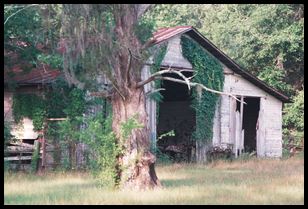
181, 35, 224, 143
12, 80, 86, 131
12, 93, 47, 131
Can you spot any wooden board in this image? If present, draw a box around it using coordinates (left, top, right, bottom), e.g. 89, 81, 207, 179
4, 156, 32, 161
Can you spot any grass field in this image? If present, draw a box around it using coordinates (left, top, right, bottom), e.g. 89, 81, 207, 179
4, 155, 304, 205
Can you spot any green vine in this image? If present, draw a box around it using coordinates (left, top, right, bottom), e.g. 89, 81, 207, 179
12, 80, 86, 131
12, 93, 47, 131
181, 35, 224, 143
30, 141, 40, 173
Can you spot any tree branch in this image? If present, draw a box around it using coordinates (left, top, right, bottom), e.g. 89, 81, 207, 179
145, 88, 165, 96
160, 76, 244, 103
4, 4, 39, 25
137, 67, 192, 89
112, 82, 126, 101
137, 67, 244, 103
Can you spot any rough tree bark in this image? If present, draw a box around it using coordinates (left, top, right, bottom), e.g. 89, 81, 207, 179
112, 88, 161, 190
60, 4, 236, 191
61, 4, 160, 190
110, 4, 161, 190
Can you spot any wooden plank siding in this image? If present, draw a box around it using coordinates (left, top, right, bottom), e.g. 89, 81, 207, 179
141, 65, 157, 151
142, 34, 284, 161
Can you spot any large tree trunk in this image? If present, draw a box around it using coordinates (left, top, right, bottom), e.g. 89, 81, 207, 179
112, 87, 161, 190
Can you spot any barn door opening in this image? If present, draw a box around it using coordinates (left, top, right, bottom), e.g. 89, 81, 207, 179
157, 71, 196, 162
237, 97, 260, 154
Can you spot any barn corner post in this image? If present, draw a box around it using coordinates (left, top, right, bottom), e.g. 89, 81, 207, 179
37, 120, 47, 173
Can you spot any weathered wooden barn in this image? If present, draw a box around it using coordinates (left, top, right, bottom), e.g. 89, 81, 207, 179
4, 26, 290, 168
142, 26, 290, 162
4, 67, 62, 170
4, 66, 104, 171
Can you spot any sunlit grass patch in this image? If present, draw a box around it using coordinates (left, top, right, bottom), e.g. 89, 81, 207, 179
4, 155, 304, 205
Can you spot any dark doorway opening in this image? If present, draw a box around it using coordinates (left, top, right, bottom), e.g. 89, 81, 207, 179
238, 97, 260, 153
157, 71, 196, 162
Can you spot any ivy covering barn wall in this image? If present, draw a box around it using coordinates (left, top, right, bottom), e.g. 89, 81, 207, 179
181, 35, 224, 143
12, 79, 87, 131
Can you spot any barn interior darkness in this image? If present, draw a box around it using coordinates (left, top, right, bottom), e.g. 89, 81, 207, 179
237, 97, 260, 153
157, 71, 196, 162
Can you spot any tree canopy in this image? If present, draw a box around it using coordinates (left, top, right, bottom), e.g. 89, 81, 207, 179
146, 4, 304, 95
4, 4, 304, 189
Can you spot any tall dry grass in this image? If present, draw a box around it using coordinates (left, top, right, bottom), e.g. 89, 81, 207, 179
4, 155, 304, 205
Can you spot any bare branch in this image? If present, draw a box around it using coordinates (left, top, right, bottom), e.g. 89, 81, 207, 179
160, 76, 244, 103
112, 82, 126, 101
145, 88, 165, 96
187, 72, 198, 80
137, 65, 243, 102
4, 4, 39, 25
137, 67, 191, 89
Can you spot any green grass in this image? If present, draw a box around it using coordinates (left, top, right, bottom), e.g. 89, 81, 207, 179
4, 155, 304, 205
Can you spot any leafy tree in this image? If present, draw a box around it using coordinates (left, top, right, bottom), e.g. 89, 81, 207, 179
282, 88, 304, 149
283, 89, 304, 132
146, 4, 304, 95
56, 4, 235, 190
4, 4, 62, 80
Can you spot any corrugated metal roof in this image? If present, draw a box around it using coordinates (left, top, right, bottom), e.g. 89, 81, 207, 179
4, 26, 289, 102
152, 26, 192, 45
4, 66, 62, 85
150, 26, 290, 102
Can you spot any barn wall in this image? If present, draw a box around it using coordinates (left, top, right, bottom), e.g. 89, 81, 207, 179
141, 65, 157, 149
161, 35, 193, 69
4, 91, 13, 122
4, 88, 39, 140
142, 34, 283, 159
142, 35, 193, 150
219, 72, 232, 144
260, 95, 283, 157
212, 98, 221, 145
217, 65, 283, 157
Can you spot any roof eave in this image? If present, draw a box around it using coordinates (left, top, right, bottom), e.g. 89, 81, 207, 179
185, 28, 290, 103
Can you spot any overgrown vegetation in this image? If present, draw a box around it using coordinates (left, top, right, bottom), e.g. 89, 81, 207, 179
155, 130, 175, 164
147, 4, 304, 93
181, 36, 224, 143
30, 141, 40, 173
4, 155, 304, 204
4, 121, 16, 146
4, 121, 16, 171
282, 88, 304, 153
76, 114, 118, 188
4, 4, 304, 191
12, 93, 47, 131
146, 4, 304, 152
